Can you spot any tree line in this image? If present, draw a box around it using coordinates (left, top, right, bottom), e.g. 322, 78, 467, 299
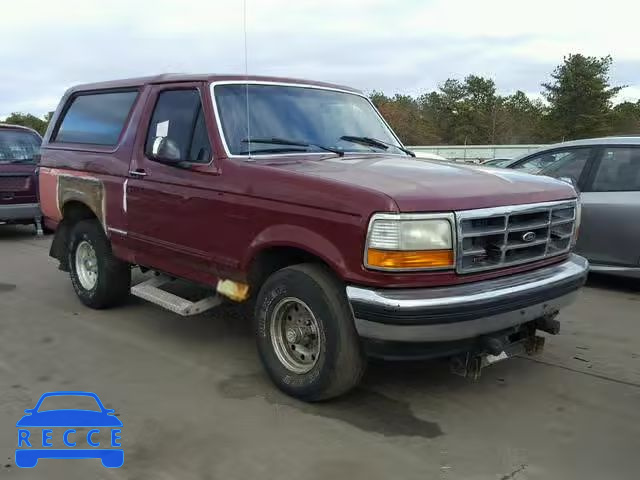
2, 112, 52, 137
3, 54, 639, 144
372, 54, 639, 145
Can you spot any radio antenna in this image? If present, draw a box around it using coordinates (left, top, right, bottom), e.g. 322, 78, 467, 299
243, 0, 251, 157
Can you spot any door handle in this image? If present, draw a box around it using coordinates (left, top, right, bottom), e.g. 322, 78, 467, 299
129, 169, 147, 177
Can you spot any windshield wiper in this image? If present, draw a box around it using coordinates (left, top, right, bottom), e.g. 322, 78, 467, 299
340, 136, 415, 157
242, 137, 344, 157
236, 147, 309, 155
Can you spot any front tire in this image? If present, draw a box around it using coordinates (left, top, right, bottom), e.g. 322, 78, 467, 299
68, 219, 130, 309
255, 263, 365, 401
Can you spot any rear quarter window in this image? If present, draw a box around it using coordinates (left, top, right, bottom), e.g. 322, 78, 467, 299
54, 90, 138, 146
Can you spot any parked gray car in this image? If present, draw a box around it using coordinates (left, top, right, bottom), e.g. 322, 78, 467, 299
481, 157, 516, 168
492, 137, 640, 278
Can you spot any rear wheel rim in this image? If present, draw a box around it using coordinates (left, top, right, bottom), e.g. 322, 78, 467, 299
270, 297, 321, 374
75, 240, 98, 291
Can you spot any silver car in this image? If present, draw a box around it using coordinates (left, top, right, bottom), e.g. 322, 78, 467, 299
502, 137, 640, 278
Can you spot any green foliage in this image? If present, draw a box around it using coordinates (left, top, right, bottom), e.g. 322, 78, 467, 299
2, 112, 51, 136
402, 76, 545, 145
370, 91, 439, 145
371, 54, 635, 145
542, 54, 623, 140
500, 91, 547, 144
610, 101, 640, 135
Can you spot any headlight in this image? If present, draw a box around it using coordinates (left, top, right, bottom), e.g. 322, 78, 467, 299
365, 213, 455, 271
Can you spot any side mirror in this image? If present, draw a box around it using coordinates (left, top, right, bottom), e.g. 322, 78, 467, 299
150, 136, 181, 163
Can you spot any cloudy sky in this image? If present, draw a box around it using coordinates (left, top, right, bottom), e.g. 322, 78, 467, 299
2, 0, 639, 118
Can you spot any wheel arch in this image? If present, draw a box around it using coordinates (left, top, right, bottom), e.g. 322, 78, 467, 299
245, 226, 349, 293
49, 200, 101, 270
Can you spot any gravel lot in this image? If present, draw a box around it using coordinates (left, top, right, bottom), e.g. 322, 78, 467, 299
1, 225, 639, 480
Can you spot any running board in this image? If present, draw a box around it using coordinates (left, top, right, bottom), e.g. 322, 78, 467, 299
131, 276, 222, 316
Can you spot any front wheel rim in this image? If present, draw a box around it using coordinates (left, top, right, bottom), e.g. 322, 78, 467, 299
75, 240, 98, 291
270, 297, 322, 374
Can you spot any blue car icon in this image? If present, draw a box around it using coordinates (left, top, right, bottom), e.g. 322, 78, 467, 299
15, 391, 123, 468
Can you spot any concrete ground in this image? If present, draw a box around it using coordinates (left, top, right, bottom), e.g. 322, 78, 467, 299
1, 225, 639, 480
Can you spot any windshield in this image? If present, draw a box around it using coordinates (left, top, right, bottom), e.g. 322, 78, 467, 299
213, 84, 404, 156
0, 129, 41, 164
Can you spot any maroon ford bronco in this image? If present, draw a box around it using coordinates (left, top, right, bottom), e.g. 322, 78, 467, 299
0, 124, 43, 232
40, 74, 589, 400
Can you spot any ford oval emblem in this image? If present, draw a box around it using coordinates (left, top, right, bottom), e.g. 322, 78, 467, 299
522, 231, 537, 243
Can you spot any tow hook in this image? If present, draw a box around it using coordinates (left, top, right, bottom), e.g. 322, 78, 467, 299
482, 336, 505, 356
450, 321, 550, 379
536, 312, 561, 335
525, 335, 546, 355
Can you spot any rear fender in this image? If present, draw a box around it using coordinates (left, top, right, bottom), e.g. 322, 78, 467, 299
39, 167, 106, 228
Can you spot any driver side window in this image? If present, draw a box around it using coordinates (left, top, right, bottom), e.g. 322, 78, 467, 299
145, 89, 212, 164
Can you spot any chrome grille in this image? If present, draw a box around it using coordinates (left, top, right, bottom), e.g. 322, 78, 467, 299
456, 200, 577, 274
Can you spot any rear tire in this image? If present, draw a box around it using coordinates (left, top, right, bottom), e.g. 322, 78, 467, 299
67, 219, 130, 309
254, 263, 365, 401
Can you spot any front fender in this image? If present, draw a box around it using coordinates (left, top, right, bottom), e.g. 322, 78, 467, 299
244, 224, 349, 278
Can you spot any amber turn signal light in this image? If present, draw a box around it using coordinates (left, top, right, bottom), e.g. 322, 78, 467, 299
367, 249, 454, 270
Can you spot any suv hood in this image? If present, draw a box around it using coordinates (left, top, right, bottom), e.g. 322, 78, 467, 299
268, 155, 576, 212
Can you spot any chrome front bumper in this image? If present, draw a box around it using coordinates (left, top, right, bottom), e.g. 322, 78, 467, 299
347, 254, 589, 342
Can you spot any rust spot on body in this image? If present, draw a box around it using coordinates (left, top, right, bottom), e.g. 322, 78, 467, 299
58, 174, 105, 226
